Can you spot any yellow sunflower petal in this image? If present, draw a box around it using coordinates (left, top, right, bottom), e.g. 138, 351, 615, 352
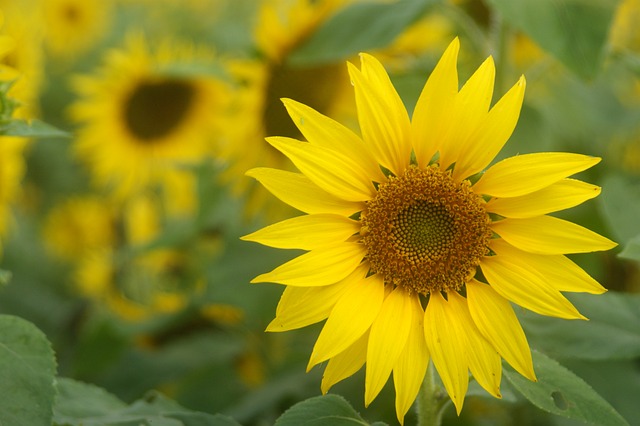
490, 238, 606, 294
393, 295, 429, 425
308, 273, 385, 369
424, 292, 469, 414
266, 269, 361, 332
252, 242, 365, 286
241, 214, 359, 250
453, 76, 526, 180
466, 279, 536, 381
246, 168, 362, 216
473, 153, 601, 198
267, 136, 376, 202
438, 56, 495, 170
481, 253, 586, 319
447, 292, 502, 399
486, 179, 601, 218
282, 98, 386, 183
321, 331, 369, 394
348, 56, 412, 176
412, 37, 459, 167
492, 215, 617, 254
365, 287, 413, 407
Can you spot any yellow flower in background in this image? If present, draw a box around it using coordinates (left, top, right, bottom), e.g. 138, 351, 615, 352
220, 0, 356, 218
43, 196, 116, 260
42, 0, 112, 59
372, 12, 453, 71
610, 0, 640, 53
70, 33, 226, 201
243, 39, 617, 423
0, 0, 44, 118
0, 138, 25, 253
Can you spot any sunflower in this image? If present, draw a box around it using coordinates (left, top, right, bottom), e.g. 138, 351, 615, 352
220, 0, 356, 218
70, 33, 226, 202
41, 0, 112, 59
242, 39, 617, 423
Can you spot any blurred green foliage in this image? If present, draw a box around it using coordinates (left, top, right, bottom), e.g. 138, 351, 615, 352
0, 0, 639, 425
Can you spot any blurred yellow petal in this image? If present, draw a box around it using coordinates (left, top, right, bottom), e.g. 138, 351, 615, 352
348, 55, 412, 176
242, 214, 359, 250
246, 168, 362, 216
412, 37, 459, 167
365, 287, 413, 406
492, 215, 617, 254
474, 153, 601, 197
490, 238, 606, 294
393, 295, 429, 425
424, 292, 469, 414
448, 292, 502, 399
267, 137, 376, 202
282, 98, 386, 183
466, 279, 536, 381
308, 273, 384, 369
481, 253, 586, 319
454, 76, 526, 180
486, 179, 601, 218
321, 331, 369, 394
252, 242, 365, 286
439, 56, 495, 170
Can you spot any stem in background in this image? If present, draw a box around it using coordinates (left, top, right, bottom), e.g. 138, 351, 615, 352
416, 362, 445, 426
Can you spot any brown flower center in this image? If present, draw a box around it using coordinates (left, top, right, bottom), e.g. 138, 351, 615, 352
361, 165, 491, 294
124, 79, 196, 142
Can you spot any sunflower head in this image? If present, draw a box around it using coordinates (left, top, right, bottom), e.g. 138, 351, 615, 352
243, 38, 616, 423
70, 33, 227, 200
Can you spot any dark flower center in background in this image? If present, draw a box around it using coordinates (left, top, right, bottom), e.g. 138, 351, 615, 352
124, 79, 196, 142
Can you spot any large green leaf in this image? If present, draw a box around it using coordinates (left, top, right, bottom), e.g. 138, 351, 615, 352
54, 386, 242, 426
518, 292, 640, 361
487, 0, 619, 79
599, 174, 640, 246
275, 394, 370, 426
504, 351, 628, 426
618, 233, 640, 261
288, 0, 430, 66
0, 315, 57, 426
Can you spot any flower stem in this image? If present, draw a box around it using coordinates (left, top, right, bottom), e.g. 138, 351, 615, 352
416, 362, 445, 426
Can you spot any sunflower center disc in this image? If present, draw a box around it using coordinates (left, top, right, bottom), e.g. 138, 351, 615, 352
361, 165, 492, 295
124, 79, 195, 142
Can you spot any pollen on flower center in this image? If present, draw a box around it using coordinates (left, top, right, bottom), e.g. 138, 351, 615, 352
361, 165, 492, 295
124, 79, 195, 142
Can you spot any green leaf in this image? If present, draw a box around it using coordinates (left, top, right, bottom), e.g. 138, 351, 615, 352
53, 378, 127, 422
288, 0, 430, 66
518, 292, 640, 361
275, 394, 369, 426
0, 315, 57, 426
599, 174, 640, 245
618, 233, 640, 261
504, 350, 629, 426
0, 119, 69, 138
53, 388, 242, 426
487, 0, 619, 79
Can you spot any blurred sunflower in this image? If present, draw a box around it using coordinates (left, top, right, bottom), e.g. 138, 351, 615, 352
41, 0, 112, 60
70, 33, 226, 201
242, 39, 617, 423
0, 9, 29, 255
0, 0, 44, 117
220, 0, 356, 218
0, 138, 25, 254
42, 196, 116, 260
